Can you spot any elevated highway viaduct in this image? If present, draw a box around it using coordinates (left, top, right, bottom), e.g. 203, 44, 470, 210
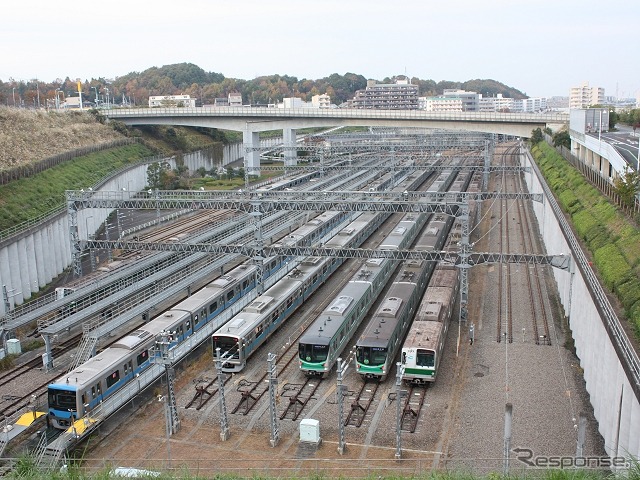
105, 107, 568, 171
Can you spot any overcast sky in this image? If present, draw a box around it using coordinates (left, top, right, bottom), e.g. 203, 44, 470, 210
2, 0, 638, 99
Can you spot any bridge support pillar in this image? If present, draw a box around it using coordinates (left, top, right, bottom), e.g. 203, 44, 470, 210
283, 128, 297, 167
243, 129, 260, 176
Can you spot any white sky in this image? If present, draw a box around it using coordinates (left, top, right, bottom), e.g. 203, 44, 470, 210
2, 0, 638, 99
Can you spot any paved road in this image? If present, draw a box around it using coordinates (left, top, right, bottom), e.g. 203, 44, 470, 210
588, 125, 640, 170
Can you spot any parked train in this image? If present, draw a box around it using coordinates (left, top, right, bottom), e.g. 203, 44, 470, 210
211, 210, 387, 372
297, 171, 433, 377
46, 208, 352, 429
353, 167, 474, 382
400, 264, 459, 383
354, 212, 454, 381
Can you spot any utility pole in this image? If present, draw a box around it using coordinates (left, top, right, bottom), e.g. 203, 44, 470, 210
337, 357, 348, 455
215, 347, 230, 441
267, 353, 279, 447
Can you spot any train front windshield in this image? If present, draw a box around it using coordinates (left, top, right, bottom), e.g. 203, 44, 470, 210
48, 387, 76, 411
299, 343, 329, 363
212, 336, 240, 359
416, 349, 435, 368
356, 346, 387, 366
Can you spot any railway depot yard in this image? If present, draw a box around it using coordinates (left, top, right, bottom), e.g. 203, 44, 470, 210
0, 136, 612, 477
78, 144, 605, 477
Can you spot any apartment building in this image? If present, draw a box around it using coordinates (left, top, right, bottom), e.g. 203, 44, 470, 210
311, 94, 332, 108
421, 96, 464, 112
349, 77, 419, 110
442, 89, 479, 111
570, 82, 605, 109
148, 94, 196, 108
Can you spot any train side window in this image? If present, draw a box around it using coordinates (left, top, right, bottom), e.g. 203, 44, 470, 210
91, 386, 96, 398
124, 362, 129, 376
97, 383, 102, 396
255, 325, 264, 338
137, 350, 148, 367
209, 301, 218, 314
81, 393, 87, 405
106, 370, 120, 388
178, 325, 184, 337
186, 319, 191, 331
226, 290, 234, 302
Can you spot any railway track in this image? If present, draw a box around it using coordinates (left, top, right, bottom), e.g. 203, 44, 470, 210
220, 210, 417, 419
496, 143, 522, 343
280, 378, 322, 421
494, 142, 551, 346
400, 384, 428, 433
345, 380, 379, 427
184, 374, 231, 410
512, 149, 552, 346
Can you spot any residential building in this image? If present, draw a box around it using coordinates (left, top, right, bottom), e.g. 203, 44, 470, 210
349, 77, 419, 110
442, 89, 480, 111
148, 94, 196, 108
569, 82, 604, 109
546, 96, 570, 111
478, 94, 514, 112
421, 96, 463, 112
228, 92, 242, 107
311, 94, 332, 108
280, 97, 307, 108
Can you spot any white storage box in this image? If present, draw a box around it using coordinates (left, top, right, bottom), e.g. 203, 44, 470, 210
6, 339, 21, 355
299, 418, 320, 444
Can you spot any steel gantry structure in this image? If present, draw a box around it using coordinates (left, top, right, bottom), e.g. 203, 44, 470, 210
67, 186, 570, 327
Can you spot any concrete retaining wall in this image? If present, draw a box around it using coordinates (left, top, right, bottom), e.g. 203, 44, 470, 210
522, 145, 640, 461
0, 140, 272, 314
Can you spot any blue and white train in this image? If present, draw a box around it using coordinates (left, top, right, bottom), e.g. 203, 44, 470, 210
211, 210, 386, 372
46, 208, 349, 429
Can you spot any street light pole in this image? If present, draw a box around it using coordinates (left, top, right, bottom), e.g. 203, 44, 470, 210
92, 87, 99, 107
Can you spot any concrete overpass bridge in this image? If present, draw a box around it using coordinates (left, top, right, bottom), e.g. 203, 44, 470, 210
105, 107, 568, 170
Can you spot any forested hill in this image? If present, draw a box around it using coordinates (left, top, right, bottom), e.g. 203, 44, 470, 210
1, 63, 528, 108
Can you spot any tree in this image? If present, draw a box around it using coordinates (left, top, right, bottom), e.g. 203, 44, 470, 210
552, 130, 571, 149
613, 168, 640, 208
146, 161, 171, 189
530, 128, 543, 144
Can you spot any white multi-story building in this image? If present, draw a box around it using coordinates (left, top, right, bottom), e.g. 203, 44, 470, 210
349, 77, 419, 110
442, 89, 479, 111
421, 96, 463, 112
228, 92, 242, 107
570, 82, 604, 109
311, 94, 332, 108
478, 94, 514, 112
148, 94, 196, 108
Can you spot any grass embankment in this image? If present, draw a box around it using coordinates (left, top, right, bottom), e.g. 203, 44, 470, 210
531, 142, 640, 336
0, 107, 125, 169
0, 143, 154, 230
9, 457, 640, 480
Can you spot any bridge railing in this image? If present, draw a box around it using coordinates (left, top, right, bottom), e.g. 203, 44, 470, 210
104, 107, 569, 124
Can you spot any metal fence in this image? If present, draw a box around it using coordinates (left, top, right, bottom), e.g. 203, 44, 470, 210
544, 135, 640, 217
0, 137, 145, 185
